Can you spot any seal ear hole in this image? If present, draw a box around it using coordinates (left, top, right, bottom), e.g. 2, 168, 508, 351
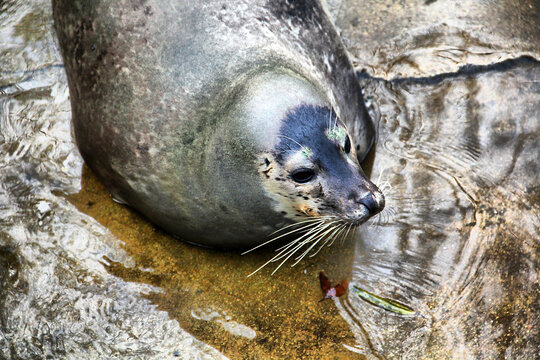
290, 168, 316, 183
344, 136, 351, 154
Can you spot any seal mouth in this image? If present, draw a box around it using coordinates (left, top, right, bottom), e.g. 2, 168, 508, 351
348, 204, 373, 226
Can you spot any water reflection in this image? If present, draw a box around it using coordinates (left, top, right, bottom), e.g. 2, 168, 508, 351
339, 58, 539, 359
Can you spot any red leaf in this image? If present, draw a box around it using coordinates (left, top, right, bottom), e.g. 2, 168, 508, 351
319, 272, 348, 301
319, 271, 332, 293
334, 280, 348, 297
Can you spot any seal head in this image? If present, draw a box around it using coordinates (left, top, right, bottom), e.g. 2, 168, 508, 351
262, 105, 384, 223
241, 72, 384, 229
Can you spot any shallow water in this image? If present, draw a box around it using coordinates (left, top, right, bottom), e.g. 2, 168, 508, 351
1, 0, 539, 359
342, 58, 539, 359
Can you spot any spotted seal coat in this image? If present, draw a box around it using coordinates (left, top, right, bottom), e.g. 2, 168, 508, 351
52, 0, 384, 249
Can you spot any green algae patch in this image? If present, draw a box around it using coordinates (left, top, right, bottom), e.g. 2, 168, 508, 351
14, 8, 48, 42
326, 127, 347, 144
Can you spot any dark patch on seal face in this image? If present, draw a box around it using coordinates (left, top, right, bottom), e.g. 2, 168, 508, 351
269, 105, 385, 223
274, 105, 350, 178
137, 143, 149, 153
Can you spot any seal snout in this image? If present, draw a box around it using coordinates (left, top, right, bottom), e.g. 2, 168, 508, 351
352, 184, 385, 218
346, 183, 385, 224
358, 190, 385, 215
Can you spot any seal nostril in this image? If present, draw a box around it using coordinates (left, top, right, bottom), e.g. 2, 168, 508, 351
358, 192, 383, 214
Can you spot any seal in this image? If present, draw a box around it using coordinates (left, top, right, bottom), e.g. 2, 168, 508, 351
52, 0, 385, 249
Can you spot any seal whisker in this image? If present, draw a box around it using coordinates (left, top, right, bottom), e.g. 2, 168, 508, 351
243, 216, 336, 267
268, 226, 333, 275
267, 217, 325, 237
327, 98, 335, 130
294, 223, 345, 265
337, 223, 351, 245
278, 135, 311, 154
271, 219, 330, 252
330, 222, 349, 246
377, 180, 392, 194
271, 226, 324, 257
367, 205, 395, 226
258, 228, 328, 276
367, 213, 381, 228
341, 223, 356, 244
335, 222, 351, 245
300, 227, 339, 260
308, 223, 347, 258
247, 257, 282, 277
321, 223, 348, 249
242, 219, 324, 255
244, 228, 323, 276
270, 216, 336, 249
262, 222, 338, 276
248, 216, 369, 276
271, 222, 333, 260
292, 222, 341, 260
342, 222, 355, 242
314, 221, 344, 249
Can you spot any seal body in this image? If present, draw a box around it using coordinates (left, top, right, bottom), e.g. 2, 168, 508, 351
53, 0, 384, 248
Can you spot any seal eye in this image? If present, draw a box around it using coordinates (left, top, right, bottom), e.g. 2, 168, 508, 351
344, 135, 351, 154
291, 168, 316, 183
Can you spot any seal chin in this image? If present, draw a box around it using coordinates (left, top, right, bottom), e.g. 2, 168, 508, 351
348, 206, 377, 225
350, 206, 373, 225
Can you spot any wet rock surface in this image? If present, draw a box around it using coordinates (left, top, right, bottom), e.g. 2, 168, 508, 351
328, 0, 539, 78
1, 0, 539, 359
